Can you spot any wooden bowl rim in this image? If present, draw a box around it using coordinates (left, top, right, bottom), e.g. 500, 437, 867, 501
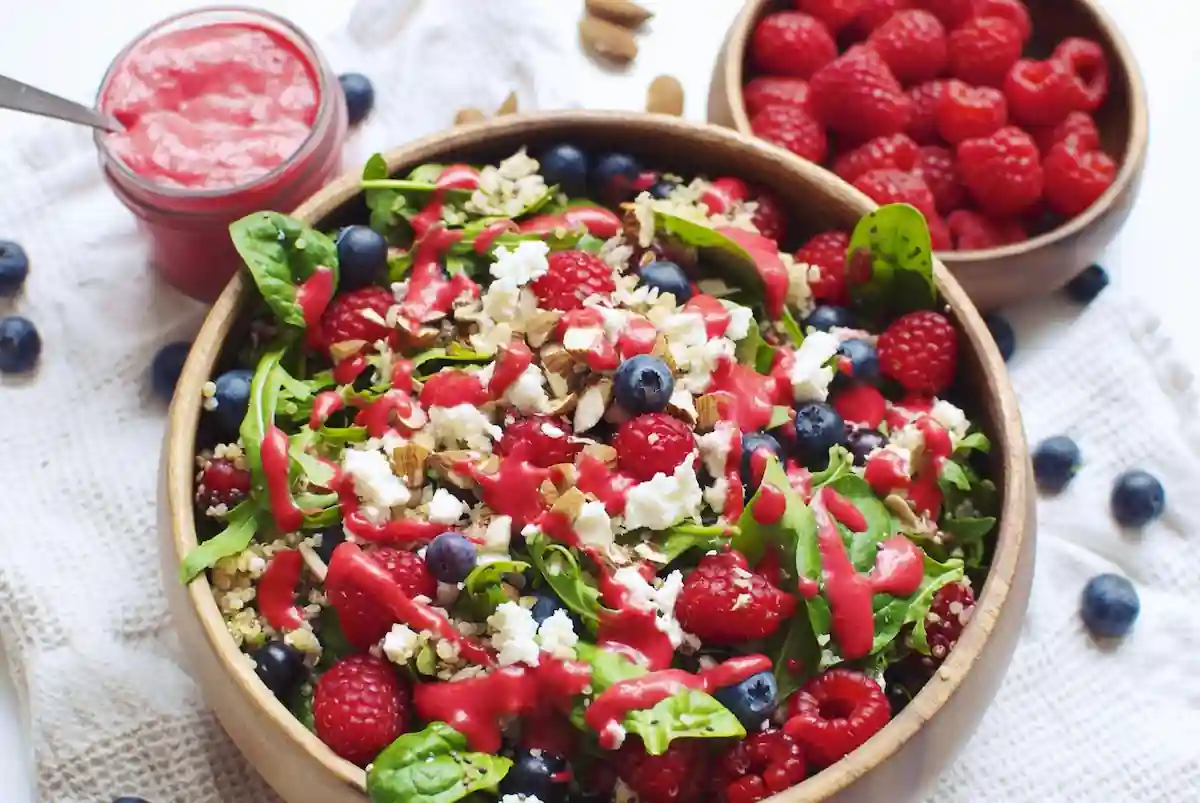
719, 0, 1150, 264
165, 110, 1031, 801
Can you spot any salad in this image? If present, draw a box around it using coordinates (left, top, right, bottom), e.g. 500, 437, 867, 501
183, 143, 998, 803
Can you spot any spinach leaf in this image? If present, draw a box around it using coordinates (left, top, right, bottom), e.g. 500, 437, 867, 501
570, 643, 648, 730
230, 212, 338, 329
733, 456, 816, 578
179, 501, 263, 583
526, 533, 606, 628
458, 559, 529, 618
366, 722, 511, 803
846, 203, 937, 318
938, 460, 972, 494
657, 523, 729, 563
956, 431, 991, 454
625, 691, 746, 755
769, 611, 822, 699
653, 211, 763, 303
410, 346, 493, 380
825, 475, 898, 571
240, 349, 287, 490
942, 516, 996, 568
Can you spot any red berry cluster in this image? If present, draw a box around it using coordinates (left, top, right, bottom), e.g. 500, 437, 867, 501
746, 0, 1117, 251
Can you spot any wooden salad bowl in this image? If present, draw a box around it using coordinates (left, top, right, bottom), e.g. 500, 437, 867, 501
160, 112, 1036, 803
709, 0, 1149, 309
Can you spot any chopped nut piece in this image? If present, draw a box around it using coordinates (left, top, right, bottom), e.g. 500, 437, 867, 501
548, 392, 578, 418
550, 462, 578, 490
586, 0, 653, 27
575, 379, 612, 433
580, 443, 618, 467
297, 542, 328, 583
541, 343, 574, 377
563, 326, 605, 360
428, 451, 482, 488
540, 478, 561, 506
666, 388, 697, 425
552, 487, 587, 522
526, 310, 562, 348
329, 340, 367, 362
696, 394, 723, 432
390, 443, 431, 487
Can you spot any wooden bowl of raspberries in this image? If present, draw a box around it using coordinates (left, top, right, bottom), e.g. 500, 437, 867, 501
710, 0, 1149, 309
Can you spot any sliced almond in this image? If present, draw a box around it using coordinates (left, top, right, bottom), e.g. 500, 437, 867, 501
579, 15, 638, 64
454, 107, 487, 126
666, 388, 698, 425
646, 75, 684, 116
546, 370, 571, 399
562, 326, 606, 360
552, 487, 587, 522
525, 309, 562, 349
585, 0, 653, 27
329, 340, 367, 362
390, 443, 431, 487
548, 392, 578, 418
541, 343, 574, 377
580, 442, 618, 468
496, 91, 519, 116
540, 477, 561, 507
297, 542, 328, 583
885, 494, 932, 533
550, 462, 579, 491
428, 451, 481, 489
651, 335, 677, 372
696, 394, 723, 432
575, 378, 612, 433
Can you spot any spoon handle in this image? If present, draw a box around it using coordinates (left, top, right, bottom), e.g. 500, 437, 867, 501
0, 74, 124, 133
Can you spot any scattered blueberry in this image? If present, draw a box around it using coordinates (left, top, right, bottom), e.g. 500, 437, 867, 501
713, 669, 778, 731
315, 524, 347, 564
498, 748, 569, 803
802, 305, 854, 332
984, 312, 1015, 361
885, 680, 913, 716
590, 152, 641, 206
530, 589, 571, 626
741, 431, 783, 491
151, 341, 192, 401
613, 355, 675, 414
846, 428, 886, 465
251, 641, 306, 699
0, 315, 41, 374
648, 178, 677, 199
637, 259, 692, 302
793, 402, 846, 469
211, 368, 254, 437
1065, 263, 1109, 304
335, 225, 389, 290
0, 240, 29, 297
539, 143, 589, 197
338, 72, 374, 126
1111, 470, 1166, 527
1080, 573, 1139, 638
425, 531, 478, 583
1031, 435, 1081, 494
838, 338, 880, 383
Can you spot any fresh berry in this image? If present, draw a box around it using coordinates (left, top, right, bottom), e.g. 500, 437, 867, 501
151, 341, 192, 401
717, 728, 807, 802
1111, 470, 1166, 527
796, 231, 850, 304
802, 304, 855, 332
531, 250, 617, 311
833, 383, 887, 429
0, 240, 29, 297
614, 413, 696, 482
868, 10, 948, 84
649, 178, 679, 199
811, 46, 910, 140
984, 311, 1015, 360
1031, 435, 1081, 493
540, 143, 590, 196
945, 209, 1026, 250
676, 552, 797, 644
210, 368, 253, 437
1080, 574, 1140, 637
750, 190, 787, 241
846, 427, 886, 464
338, 73, 375, 126
925, 581, 976, 661
313, 654, 410, 767
1052, 37, 1109, 112
750, 105, 829, 164
916, 146, 966, 214
852, 0, 915, 36
743, 77, 814, 117
928, 215, 952, 250
499, 748, 570, 803
956, 126, 1044, 216
838, 338, 880, 382
937, 83, 1007, 144
877, 310, 958, 394
1042, 143, 1117, 217
499, 414, 583, 468
530, 589, 576, 627
424, 532, 477, 583
714, 670, 779, 732
613, 355, 675, 414
616, 740, 707, 803
591, 152, 642, 206
0, 315, 40, 375
196, 457, 251, 508
796, 0, 865, 33
251, 641, 306, 699
793, 402, 847, 470
327, 547, 438, 650
419, 369, 488, 408
335, 225, 388, 291
906, 79, 963, 144
973, 0, 1031, 42
833, 134, 920, 183
783, 668, 890, 767
751, 12, 838, 78
315, 524, 347, 564
639, 260, 693, 302
911, 0, 974, 28
946, 17, 1023, 87
319, 286, 396, 354
1064, 263, 1109, 303
742, 431, 785, 490
1004, 59, 1083, 127
1031, 111, 1102, 155
852, 168, 939, 224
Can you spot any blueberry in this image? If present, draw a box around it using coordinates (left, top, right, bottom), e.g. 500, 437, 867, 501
846, 428, 886, 465
838, 338, 879, 383
613, 355, 675, 414
590, 152, 641, 206
1111, 469, 1166, 527
638, 260, 692, 302
885, 681, 913, 716
648, 178, 677, 199
335, 225, 388, 290
338, 72, 374, 126
112, 798, 151, 803
802, 305, 854, 333
1065, 264, 1109, 304
741, 431, 783, 490
315, 524, 346, 564
539, 143, 589, 197
498, 749, 569, 803
251, 641, 306, 699
211, 368, 253, 438
984, 312, 1015, 361
713, 670, 778, 731
1031, 435, 1081, 494
0, 240, 29, 297
151, 341, 192, 401
425, 532, 477, 583
529, 589, 579, 629
793, 402, 845, 470
0, 315, 41, 374
1080, 573, 1140, 638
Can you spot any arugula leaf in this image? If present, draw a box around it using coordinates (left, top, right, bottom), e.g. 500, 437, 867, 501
366, 722, 511, 803
526, 533, 605, 628
289, 430, 336, 489
229, 212, 338, 328
657, 523, 729, 563
625, 691, 746, 755
653, 211, 763, 302
888, 555, 964, 654
388, 248, 414, 281
458, 559, 529, 618
240, 349, 287, 490
576, 234, 607, 254
769, 611, 822, 699
942, 516, 996, 568
317, 425, 369, 446
846, 203, 937, 318
779, 306, 806, 346
733, 456, 815, 577
939, 460, 972, 493
410, 347, 493, 379
179, 501, 263, 583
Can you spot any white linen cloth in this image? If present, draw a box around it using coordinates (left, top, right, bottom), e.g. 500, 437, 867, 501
0, 1, 1196, 801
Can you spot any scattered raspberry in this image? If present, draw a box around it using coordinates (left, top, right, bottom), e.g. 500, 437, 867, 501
811, 46, 911, 140
877, 310, 958, 394
833, 133, 920, 183
946, 209, 1026, 250
795, 230, 850, 304
833, 383, 887, 427
1042, 142, 1117, 217
907, 471, 943, 517
196, 457, 251, 509
867, 10, 948, 84
313, 655, 411, 767
716, 729, 807, 802
750, 105, 829, 164
783, 668, 890, 768
795, 0, 865, 33
852, 168, 940, 224
928, 215, 952, 250
616, 740, 707, 803
751, 12, 838, 79
750, 190, 788, 241
498, 414, 583, 468
916, 145, 966, 214
327, 547, 438, 650
531, 250, 616, 311
946, 17, 1023, 87
973, 0, 1031, 43
613, 413, 696, 482
1052, 37, 1109, 112
911, 0, 974, 28
676, 552, 797, 644
1031, 110, 1101, 154
925, 580, 977, 663
418, 369, 487, 408
906, 79, 964, 144
743, 76, 814, 118
1004, 58, 1082, 127
937, 82, 1007, 144
318, 286, 395, 355
956, 126, 1044, 217
852, 0, 914, 37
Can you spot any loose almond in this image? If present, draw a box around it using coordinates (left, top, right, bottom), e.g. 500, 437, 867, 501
329, 340, 367, 362
548, 392, 579, 418
428, 451, 481, 489
454, 107, 487, 126
581, 442, 619, 468
585, 0, 653, 27
540, 343, 575, 377
552, 487, 588, 522
696, 394, 723, 432
646, 75, 684, 116
563, 326, 606, 360
390, 443, 431, 487
550, 462, 579, 491
575, 378, 612, 433
579, 15, 638, 64
496, 91, 519, 116
525, 309, 562, 349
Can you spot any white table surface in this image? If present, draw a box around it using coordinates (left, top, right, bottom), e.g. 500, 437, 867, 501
0, 1, 1196, 800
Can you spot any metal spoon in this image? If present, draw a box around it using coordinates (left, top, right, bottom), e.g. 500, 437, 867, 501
0, 74, 124, 133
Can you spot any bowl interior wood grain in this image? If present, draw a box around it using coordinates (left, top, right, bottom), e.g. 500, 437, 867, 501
163, 112, 1034, 803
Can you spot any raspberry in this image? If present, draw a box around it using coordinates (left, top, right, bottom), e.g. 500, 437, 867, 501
1042, 142, 1117, 218
318, 286, 395, 356
852, 168, 940, 224
743, 76, 814, 118
613, 413, 695, 482
750, 190, 788, 241
928, 215, 952, 250
1004, 59, 1082, 127
326, 546, 438, 650
616, 740, 707, 803
418, 369, 487, 409
946, 209, 1026, 250
313, 654, 411, 767
195, 457, 251, 509
925, 580, 977, 663
956, 126, 1044, 216
852, 0, 914, 37
911, 0, 974, 28
716, 729, 807, 802
946, 17, 1023, 87
795, 230, 850, 304
867, 10, 948, 85
937, 82, 1007, 145
531, 250, 616, 311
751, 12, 838, 79
906, 79, 964, 144
1031, 111, 1101, 154
676, 552, 797, 644
750, 105, 829, 164
811, 46, 911, 140
783, 668, 890, 768
1052, 37, 1109, 112
498, 413, 583, 468
795, 0, 865, 33
877, 310, 958, 394
973, 0, 1031, 43
833, 133, 920, 183
916, 146, 966, 214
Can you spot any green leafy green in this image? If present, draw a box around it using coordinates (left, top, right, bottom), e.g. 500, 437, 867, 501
287, 682, 315, 733
526, 533, 606, 628
956, 431, 991, 454
769, 611, 822, 698
939, 460, 972, 493
366, 722, 511, 803
657, 523, 729, 563
733, 456, 815, 577
570, 643, 648, 730
410, 346, 493, 380
809, 446, 855, 488
179, 501, 263, 583
885, 555, 964, 654
779, 305, 806, 346
289, 430, 336, 490
653, 211, 763, 302
824, 475, 899, 570
407, 163, 447, 184
846, 203, 937, 318
625, 691, 746, 755
229, 212, 338, 329
458, 559, 529, 618
240, 349, 287, 490
734, 312, 763, 366
576, 234, 607, 254
317, 607, 355, 669
766, 405, 792, 430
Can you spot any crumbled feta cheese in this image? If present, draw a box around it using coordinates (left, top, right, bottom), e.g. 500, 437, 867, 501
501, 795, 545, 803
930, 399, 970, 439
428, 488, 467, 525
504, 364, 551, 414
696, 422, 737, 478
488, 601, 541, 667
498, 147, 540, 180
575, 500, 615, 550
784, 253, 815, 316
704, 476, 730, 513
603, 722, 628, 751
723, 302, 754, 341
612, 566, 657, 611
481, 515, 514, 552
623, 455, 704, 531
490, 240, 550, 286
680, 337, 736, 394
660, 311, 708, 365
890, 424, 925, 454
382, 624, 422, 665
608, 567, 686, 648
342, 448, 410, 523
788, 330, 840, 402
481, 279, 523, 323
467, 149, 548, 217
537, 609, 579, 660
427, 404, 502, 451
632, 193, 657, 248
600, 235, 636, 274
